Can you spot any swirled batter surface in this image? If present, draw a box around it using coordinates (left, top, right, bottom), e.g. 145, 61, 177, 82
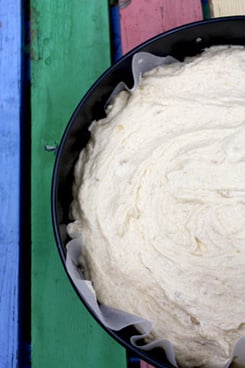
68, 47, 245, 368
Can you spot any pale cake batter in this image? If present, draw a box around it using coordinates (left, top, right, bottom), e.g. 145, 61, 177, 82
68, 47, 245, 368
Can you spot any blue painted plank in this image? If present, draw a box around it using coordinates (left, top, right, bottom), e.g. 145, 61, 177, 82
201, 0, 211, 18
110, 5, 122, 62
0, 1, 21, 367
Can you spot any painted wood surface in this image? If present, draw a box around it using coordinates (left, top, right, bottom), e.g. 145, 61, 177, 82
140, 360, 155, 368
209, 0, 245, 16
30, 1, 125, 367
120, 0, 203, 54
201, 0, 211, 19
0, 1, 21, 367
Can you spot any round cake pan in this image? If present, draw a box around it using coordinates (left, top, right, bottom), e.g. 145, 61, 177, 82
52, 16, 245, 368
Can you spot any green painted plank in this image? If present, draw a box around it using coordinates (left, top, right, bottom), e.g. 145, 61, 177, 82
30, 1, 126, 367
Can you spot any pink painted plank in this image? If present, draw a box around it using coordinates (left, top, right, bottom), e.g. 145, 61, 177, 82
120, 0, 203, 54
140, 360, 155, 368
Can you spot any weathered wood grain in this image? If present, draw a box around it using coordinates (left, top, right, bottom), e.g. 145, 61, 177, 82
209, 0, 245, 16
0, 1, 21, 367
31, 1, 125, 367
120, 0, 203, 54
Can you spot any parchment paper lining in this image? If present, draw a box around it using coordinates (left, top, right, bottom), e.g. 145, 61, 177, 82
65, 51, 245, 368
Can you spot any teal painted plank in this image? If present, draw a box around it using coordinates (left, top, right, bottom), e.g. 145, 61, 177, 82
0, 1, 21, 367
30, 1, 126, 367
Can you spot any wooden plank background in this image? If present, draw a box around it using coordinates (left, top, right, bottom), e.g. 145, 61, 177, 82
120, 0, 203, 54
30, 1, 125, 367
209, 0, 245, 16
0, 1, 21, 367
